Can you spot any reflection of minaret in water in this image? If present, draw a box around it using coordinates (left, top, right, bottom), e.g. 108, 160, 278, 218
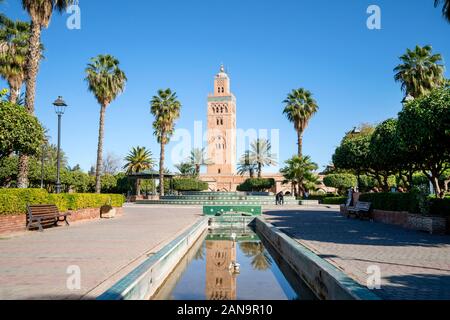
205, 240, 238, 300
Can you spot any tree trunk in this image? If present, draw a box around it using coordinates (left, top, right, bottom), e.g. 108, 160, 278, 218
8, 80, 20, 104
95, 104, 107, 194
17, 154, 29, 188
257, 162, 262, 178
136, 178, 141, 196
159, 140, 166, 196
195, 164, 200, 176
297, 130, 303, 158
17, 20, 42, 188
24, 20, 42, 114
382, 174, 390, 192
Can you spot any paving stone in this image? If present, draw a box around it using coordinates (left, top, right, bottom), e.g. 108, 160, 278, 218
264, 207, 450, 300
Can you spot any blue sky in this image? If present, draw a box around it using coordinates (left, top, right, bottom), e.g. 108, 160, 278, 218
1, 0, 449, 173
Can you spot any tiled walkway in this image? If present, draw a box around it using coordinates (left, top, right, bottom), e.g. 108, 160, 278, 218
0, 205, 202, 300
264, 207, 450, 300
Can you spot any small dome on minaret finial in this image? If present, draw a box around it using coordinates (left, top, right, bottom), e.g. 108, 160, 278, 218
220, 64, 225, 73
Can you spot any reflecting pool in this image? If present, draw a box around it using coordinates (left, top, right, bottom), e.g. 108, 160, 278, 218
152, 226, 317, 300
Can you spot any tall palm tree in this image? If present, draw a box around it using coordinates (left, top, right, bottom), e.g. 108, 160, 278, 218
123, 146, 154, 196
394, 45, 445, 98
189, 148, 212, 176
283, 88, 319, 158
21, 0, 74, 113
0, 17, 39, 104
17, 0, 74, 189
150, 89, 181, 196
435, 0, 450, 22
86, 54, 127, 193
248, 139, 277, 178
280, 155, 319, 197
237, 150, 257, 178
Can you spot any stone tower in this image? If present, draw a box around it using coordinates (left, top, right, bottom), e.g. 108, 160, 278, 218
207, 65, 237, 175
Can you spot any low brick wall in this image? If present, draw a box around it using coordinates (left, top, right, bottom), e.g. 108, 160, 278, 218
372, 210, 409, 226
340, 206, 448, 235
0, 207, 124, 236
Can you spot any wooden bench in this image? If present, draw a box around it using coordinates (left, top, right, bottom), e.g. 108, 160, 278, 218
347, 201, 372, 220
26, 204, 71, 232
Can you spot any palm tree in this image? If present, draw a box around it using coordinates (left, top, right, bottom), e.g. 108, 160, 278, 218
189, 148, 212, 176
0, 17, 38, 104
394, 45, 445, 98
248, 139, 277, 178
280, 155, 319, 197
15, 1, 74, 188
435, 0, 450, 22
175, 162, 195, 177
123, 146, 154, 196
21, 0, 74, 113
237, 150, 257, 178
86, 54, 127, 193
283, 88, 319, 158
150, 89, 181, 196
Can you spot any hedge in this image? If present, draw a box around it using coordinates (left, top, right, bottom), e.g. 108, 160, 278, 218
358, 193, 419, 213
237, 178, 275, 192
172, 178, 208, 192
358, 193, 450, 217
0, 189, 125, 215
429, 197, 450, 217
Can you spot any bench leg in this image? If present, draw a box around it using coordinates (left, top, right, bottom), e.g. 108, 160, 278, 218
64, 216, 70, 226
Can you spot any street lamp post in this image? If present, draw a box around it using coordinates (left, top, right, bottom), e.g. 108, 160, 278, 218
53, 96, 68, 194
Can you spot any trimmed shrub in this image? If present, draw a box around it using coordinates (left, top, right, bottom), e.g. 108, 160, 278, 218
358, 193, 419, 213
322, 197, 347, 205
237, 178, 275, 192
323, 174, 357, 195
172, 178, 208, 192
0, 189, 125, 215
429, 197, 450, 217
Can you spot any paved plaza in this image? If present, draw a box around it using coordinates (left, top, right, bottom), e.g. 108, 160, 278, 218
264, 207, 450, 300
0, 205, 202, 300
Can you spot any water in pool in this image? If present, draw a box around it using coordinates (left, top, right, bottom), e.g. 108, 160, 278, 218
152, 226, 317, 300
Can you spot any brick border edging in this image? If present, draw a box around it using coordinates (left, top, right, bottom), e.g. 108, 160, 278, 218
340, 205, 448, 235
0, 207, 124, 236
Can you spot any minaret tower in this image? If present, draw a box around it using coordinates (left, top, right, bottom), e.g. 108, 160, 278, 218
207, 65, 236, 175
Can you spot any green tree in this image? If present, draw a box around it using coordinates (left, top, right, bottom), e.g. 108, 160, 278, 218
280, 155, 319, 197
237, 150, 257, 178
435, 0, 450, 22
85, 54, 127, 193
369, 119, 407, 192
394, 45, 445, 98
323, 173, 357, 195
283, 88, 319, 157
0, 94, 44, 161
248, 139, 277, 178
397, 87, 450, 197
0, 17, 36, 103
150, 89, 181, 196
189, 148, 212, 176
123, 146, 154, 196
17, 0, 75, 189
332, 125, 378, 188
